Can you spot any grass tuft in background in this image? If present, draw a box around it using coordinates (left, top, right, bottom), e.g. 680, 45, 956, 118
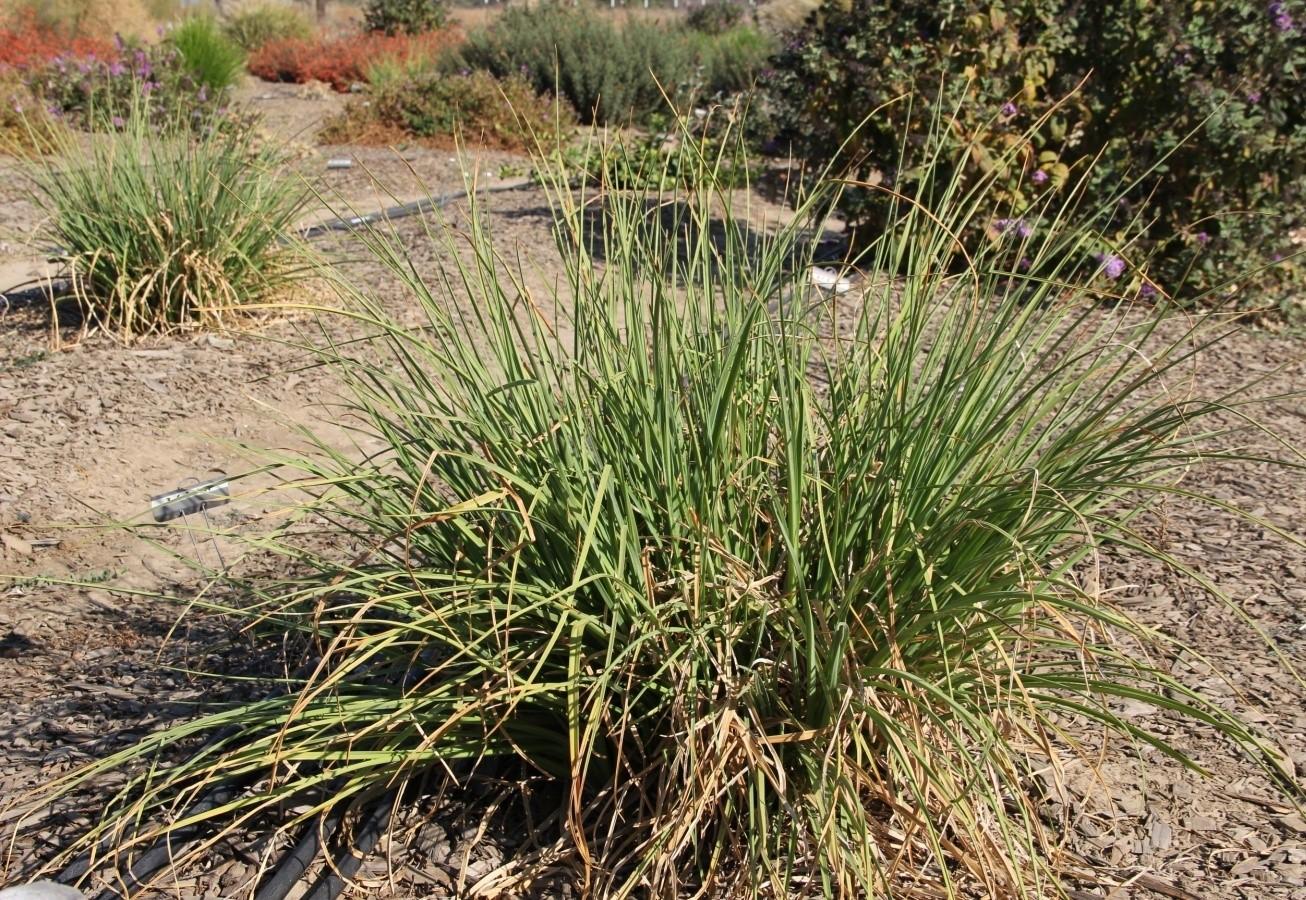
168, 15, 247, 94
25, 94, 310, 337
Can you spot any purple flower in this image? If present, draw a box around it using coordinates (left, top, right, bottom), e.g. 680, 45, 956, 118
1019, 256, 1032, 270
1195, 230, 1211, 246
1140, 283, 1158, 298
995, 217, 1033, 239
1271, 1, 1296, 30
1097, 253, 1126, 280
1001, 101, 1018, 118
108, 61, 126, 77
141, 80, 157, 96
1031, 169, 1049, 185
113, 33, 125, 52
1246, 89, 1263, 103
111, 115, 124, 129
77, 62, 91, 75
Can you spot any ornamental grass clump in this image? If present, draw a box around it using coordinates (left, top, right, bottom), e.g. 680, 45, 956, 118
13, 121, 1298, 896
167, 15, 246, 94
27, 98, 310, 336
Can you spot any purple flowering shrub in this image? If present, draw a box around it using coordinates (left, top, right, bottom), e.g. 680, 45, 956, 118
768, 0, 1305, 312
27, 38, 224, 131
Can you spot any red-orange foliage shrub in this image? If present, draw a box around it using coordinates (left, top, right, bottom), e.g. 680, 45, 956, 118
0, 12, 117, 70
248, 29, 460, 92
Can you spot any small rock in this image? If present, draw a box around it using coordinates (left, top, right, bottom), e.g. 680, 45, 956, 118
808, 266, 853, 295
0, 881, 85, 900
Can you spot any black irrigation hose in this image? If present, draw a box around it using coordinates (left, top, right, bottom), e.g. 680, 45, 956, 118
296, 181, 532, 240
302, 791, 396, 900
54, 738, 247, 888
85, 782, 244, 900
0, 278, 71, 313
251, 809, 344, 900
50, 645, 401, 900
53, 658, 322, 895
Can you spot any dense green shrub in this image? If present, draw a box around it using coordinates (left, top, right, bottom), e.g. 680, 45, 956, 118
26, 94, 308, 335
691, 23, 774, 96
460, 4, 770, 125
221, 2, 312, 52
168, 15, 246, 92
686, 0, 744, 35
460, 4, 682, 124
363, 0, 447, 36
768, 0, 1306, 311
19, 129, 1295, 896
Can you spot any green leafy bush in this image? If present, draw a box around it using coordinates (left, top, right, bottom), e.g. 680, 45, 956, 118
221, 2, 312, 52
18, 124, 1295, 895
168, 15, 246, 93
26, 95, 309, 335
686, 0, 744, 35
363, 0, 447, 36
767, 0, 1306, 311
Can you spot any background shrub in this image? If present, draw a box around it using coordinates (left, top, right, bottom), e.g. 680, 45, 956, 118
168, 16, 246, 93
342, 69, 569, 150
0, 0, 159, 43
249, 29, 458, 91
459, 5, 675, 125
26, 95, 308, 335
222, 2, 312, 53
686, 0, 744, 35
0, 9, 116, 69
690, 23, 774, 96
27, 40, 225, 130
767, 0, 1306, 310
363, 0, 447, 36
460, 4, 770, 125
0, 72, 61, 152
